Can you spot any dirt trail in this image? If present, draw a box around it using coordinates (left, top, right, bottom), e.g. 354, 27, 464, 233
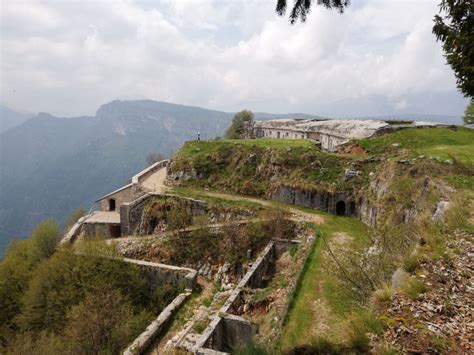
201, 191, 326, 225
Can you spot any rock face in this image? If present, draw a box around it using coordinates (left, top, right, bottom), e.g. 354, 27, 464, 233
432, 200, 450, 222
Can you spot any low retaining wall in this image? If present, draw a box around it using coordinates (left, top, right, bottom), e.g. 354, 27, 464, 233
123, 258, 198, 291
123, 291, 191, 355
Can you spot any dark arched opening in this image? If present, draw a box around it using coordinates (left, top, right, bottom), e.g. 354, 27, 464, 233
109, 198, 116, 211
336, 201, 346, 216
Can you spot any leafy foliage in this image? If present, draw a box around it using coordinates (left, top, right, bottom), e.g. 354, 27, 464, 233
0, 220, 60, 345
463, 98, 474, 123
224, 110, 254, 139
276, 0, 350, 24
0, 219, 182, 353
433, 0, 474, 97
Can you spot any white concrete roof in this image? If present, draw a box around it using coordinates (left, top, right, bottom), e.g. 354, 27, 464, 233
255, 119, 388, 139
295, 119, 389, 139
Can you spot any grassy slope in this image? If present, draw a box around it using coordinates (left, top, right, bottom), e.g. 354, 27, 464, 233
178, 138, 312, 157
281, 216, 371, 349
169, 127, 473, 352
359, 127, 474, 165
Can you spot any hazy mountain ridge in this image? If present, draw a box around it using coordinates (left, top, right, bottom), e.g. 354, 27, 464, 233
0, 105, 34, 133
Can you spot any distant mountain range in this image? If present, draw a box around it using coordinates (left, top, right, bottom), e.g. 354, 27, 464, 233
0, 99, 465, 255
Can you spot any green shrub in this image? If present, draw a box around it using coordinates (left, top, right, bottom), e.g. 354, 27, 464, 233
402, 253, 420, 273
372, 283, 394, 306
343, 311, 385, 352
400, 276, 427, 300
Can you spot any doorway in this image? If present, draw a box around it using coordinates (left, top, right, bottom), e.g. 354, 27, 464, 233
336, 201, 346, 216
109, 225, 121, 238
109, 198, 116, 211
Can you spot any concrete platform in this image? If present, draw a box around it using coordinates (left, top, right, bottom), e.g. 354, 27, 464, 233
84, 211, 120, 224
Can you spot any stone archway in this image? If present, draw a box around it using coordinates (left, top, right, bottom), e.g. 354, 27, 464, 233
336, 200, 346, 216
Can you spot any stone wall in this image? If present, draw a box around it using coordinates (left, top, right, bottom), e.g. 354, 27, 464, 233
120, 193, 208, 236
271, 185, 356, 217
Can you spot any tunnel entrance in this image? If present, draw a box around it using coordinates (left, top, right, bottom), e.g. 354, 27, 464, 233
109, 198, 116, 211
336, 201, 346, 216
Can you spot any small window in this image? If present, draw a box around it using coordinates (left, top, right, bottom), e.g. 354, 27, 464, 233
109, 198, 116, 211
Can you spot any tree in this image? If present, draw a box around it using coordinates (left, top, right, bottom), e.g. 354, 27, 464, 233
276, 0, 350, 24
64, 288, 137, 354
224, 110, 254, 139
463, 99, 474, 124
433, 0, 474, 97
146, 152, 165, 166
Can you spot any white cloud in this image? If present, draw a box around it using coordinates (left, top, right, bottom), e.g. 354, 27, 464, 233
0, 0, 467, 117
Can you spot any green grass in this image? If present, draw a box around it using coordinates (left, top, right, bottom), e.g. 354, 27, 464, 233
358, 127, 474, 165
281, 216, 371, 349
177, 139, 313, 158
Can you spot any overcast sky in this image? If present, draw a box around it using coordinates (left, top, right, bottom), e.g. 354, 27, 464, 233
0, 0, 469, 117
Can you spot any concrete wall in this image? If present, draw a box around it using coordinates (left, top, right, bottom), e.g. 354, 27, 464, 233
99, 185, 134, 211
271, 185, 356, 217
320, 133, 348, 151
201, 315, 257, 353
193, 242, 276, 353
259, 128, 307, 140
132, 159, 169, 196
124, 291, 191, 355
123, 257, 197, 291
122, 257, 197, 355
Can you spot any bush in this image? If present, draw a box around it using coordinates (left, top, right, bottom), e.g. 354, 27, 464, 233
400, 276, 427, 300
372, 283, 393, 307
402, 253, 420, 273
343, 311, 384, 353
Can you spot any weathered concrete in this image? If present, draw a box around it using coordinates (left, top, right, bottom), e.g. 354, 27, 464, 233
132, 159, 169, 195
123, 257, 198, 291
96, 183, 134, 212
189, 242, 276, 353
123, 291, 191, 355
60, 215, 90, 244
200, 315, 257, 353
251, 119, 453, 151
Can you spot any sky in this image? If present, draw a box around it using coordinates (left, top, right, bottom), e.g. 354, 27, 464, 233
0, 0, 469, 118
